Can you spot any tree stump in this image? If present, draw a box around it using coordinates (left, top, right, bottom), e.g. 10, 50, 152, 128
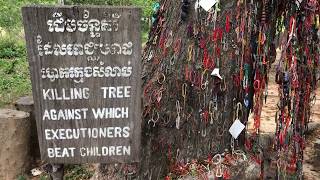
15, 96, 40, 160
0, 109, 31, 180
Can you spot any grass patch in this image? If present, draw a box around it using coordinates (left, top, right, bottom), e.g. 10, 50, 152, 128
64, 165, 94, 180
0, 36, 26, 59
0, 57, 31, 107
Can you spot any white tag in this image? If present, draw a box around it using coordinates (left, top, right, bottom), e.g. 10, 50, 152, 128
31, 168, 43, 176
211, 68, 222, 79
229, 119, 245, 139
195, 1, 199, 10
199, 0, 218, 11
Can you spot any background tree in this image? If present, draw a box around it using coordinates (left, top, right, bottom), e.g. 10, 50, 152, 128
65, 0, 156, 17
0, 0, 56, 32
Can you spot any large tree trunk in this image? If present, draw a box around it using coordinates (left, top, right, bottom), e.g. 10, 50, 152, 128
93, 0, 319, 179
93, 0, 271, 179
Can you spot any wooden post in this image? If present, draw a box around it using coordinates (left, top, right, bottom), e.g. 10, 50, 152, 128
43, 164, 64, 180
0, 109, 31, 180
50, 164, 64, 180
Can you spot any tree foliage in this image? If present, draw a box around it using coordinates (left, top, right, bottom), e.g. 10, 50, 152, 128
0, 0, 56, 31
66, 0, 156, 17
0, 0, 156, 31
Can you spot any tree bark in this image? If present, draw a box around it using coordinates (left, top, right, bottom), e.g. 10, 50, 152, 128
94, 0, 266, 179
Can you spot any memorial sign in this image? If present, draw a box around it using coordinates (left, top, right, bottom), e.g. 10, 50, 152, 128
22, 6, 142, 163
